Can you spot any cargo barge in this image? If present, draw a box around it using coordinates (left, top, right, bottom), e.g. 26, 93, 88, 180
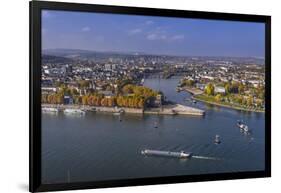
141, 149, 192, 158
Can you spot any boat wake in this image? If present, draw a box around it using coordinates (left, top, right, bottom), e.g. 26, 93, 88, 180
192, 155, 220, 160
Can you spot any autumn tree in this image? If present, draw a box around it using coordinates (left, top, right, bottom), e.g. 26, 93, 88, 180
82, 95, 88, 105
101, 98, 108, 106
122, 84, 134, 94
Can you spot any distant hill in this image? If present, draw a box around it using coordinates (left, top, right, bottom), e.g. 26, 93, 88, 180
42, 48, 147, 60
42, 48, 265, 65
43, 49, 93, 56
42, 54, 74, 63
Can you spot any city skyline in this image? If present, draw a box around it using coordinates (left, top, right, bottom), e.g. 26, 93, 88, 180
42, 10, 265, 58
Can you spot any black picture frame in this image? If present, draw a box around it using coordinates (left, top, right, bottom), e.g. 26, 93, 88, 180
30, 1, 271, 192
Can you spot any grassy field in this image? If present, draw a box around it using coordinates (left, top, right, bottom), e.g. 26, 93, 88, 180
193, 94, 265, 113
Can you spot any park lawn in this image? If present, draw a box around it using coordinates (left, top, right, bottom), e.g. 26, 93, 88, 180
193, 94, 264, 113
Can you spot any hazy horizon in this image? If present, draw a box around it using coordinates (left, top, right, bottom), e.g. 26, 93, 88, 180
42, 48, 265, 59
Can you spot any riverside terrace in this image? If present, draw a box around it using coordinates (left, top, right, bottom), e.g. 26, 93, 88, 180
42, 103, 205, 116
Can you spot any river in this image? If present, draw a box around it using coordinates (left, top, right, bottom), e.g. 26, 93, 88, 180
42, 77, 265, 184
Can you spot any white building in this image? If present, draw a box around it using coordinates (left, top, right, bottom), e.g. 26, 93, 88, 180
215, 86, 226, 94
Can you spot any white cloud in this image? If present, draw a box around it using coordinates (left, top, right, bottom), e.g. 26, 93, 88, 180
81, 27, 91, 32
145, 20, 154, 25
170, 34, 185, 41
146, 29, 185, 41
128, 28, 142, 35
146, 33, 167, 40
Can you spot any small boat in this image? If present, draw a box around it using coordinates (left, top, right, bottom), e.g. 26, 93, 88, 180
154, 122, 158, 128
214, 135, 221, 144
42, 107, 58, 114
113, 112, 121, 116
141, 149, 192, 159
64, 109, 85, 115
237, 120, 250, 133
184, 98, 197, 104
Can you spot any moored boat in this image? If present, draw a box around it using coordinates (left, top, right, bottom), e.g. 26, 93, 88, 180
214, 135, 221, 144
154, 121, 158, 128
42, 107, 59, 114
64, 108, 85, 115
113, 112, 121, 116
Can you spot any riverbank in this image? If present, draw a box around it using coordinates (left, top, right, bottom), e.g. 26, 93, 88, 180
42, 103, 205, 116
192, 95, 265, 113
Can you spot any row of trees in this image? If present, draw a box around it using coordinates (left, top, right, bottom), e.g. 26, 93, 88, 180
42, 83, 155, 109
213, 93, 263, 107
116, 96, 145, 108
42, 93, 64, 104
203, 83, 264, 108
81, 95, 145, 109
205, 82, 264, 98
42, 93, 146, 109
181, 79, 195, 87
205, 82, 245, 96
224, 82, 245, 95
182, 78, 264, 98
122, 84, 158, 99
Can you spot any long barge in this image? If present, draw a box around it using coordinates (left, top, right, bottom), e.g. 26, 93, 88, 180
141, 149, 192, 158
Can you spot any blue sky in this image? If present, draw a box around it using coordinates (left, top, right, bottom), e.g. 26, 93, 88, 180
42, 10, 265, 57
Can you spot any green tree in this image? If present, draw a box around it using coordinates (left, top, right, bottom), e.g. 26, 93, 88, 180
205, 83, 215, 96
256, 99, 263, 107
247, 96, 254, 106
235, 95, 243, 104
78, 80, 90, 88
231, 82, 239, 93
224, 83, 231, 95
122, 84, 134, 94
183, 79, 195, 87
215, 94, 222, 102
238, 83, 245, 94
